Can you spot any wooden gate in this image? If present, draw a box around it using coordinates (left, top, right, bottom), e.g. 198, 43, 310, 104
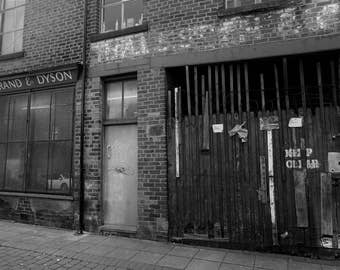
167, 52, 340, 255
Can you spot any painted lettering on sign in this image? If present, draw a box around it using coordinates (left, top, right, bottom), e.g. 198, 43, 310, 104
284, 148, 320, 169
0, 69, 77, 92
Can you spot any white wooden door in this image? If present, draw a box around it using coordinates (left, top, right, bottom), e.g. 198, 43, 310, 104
103, 124, 137, 231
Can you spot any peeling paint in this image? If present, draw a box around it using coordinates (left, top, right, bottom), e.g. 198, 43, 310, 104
90, 3, 340, 64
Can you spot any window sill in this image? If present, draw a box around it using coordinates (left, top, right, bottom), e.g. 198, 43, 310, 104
0, 191, 73, 201
90, 23, 148, 43
218, 0, 287, 17
103, 118, 137, 126
0, 51, 24, 61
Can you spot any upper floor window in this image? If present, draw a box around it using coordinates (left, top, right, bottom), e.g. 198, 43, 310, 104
0, 0, 25, 55
101, 0, 143, 32
225, 0, 264, 8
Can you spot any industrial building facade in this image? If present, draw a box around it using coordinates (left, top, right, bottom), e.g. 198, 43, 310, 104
0, 0, 340, 256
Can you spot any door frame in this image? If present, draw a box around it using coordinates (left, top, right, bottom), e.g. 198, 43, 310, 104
100, 73, 138, 230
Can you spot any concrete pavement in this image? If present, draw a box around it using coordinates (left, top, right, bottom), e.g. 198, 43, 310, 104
0, 220, 339, 270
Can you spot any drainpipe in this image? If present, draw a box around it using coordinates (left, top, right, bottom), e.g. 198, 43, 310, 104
78, 0, 88, 234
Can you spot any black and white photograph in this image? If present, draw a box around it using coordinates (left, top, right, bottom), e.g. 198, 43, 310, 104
0, 0, 339, 269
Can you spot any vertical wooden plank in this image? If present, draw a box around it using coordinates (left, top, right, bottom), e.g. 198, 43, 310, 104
330, 61, 338, 109
178, 88, 184, 236
317, 62, 325, 123
321, 173, 333, 236
237, 64, 242, 113
226, 113, 235, 242
194, 66, 199, 116
274, 64, 281, 113
267, 129, 278, 245
243, 111, 252, 244
244, 63, 250, 113
294, 169, 309, 228
208, 66, 213, 115
220, 113, 226, 238
168, 90, 172, 120
202, 91, 210, 151
221, 64, 227, 114
201, 75, 205, 116
215, 65, 220, 115
250, 112, 260, 246
283, 57, 290, 110
212, 114, 219, 237
260, 73, 265, 112
234, 113, 244, 244
185, 66, 192, 117
175, 88, 180, 178
230, 65, 235, 115
258, 111, 268, 246
299, 60, 307, 114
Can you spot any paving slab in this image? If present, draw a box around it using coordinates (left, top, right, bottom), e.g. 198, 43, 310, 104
194, 248, 226, 262
223, 252, 255, 267
157, 255, 191, 269
186, 259, 220, 270
168, 246, 199, 258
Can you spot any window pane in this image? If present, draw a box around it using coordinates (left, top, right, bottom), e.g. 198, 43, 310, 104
123, 80, 137, 119
27, 142, 48, 192
13, 29, 23, 53
48, 141, 71, 193
5, 142, 25, 191
15, 6, 25, 29
0, 96, 9, 142
106, 82, 122, 119
1, 32, 14, 54
30, 92, 51, 141
15, 0, 25, 6
103, 5, 121, 31
51, 91, 73, 140
4, 0, 16, 9
0, 144, 6, 188
3, 9, 16, 32
8, 94, 28, 141
124, 0, 143, 28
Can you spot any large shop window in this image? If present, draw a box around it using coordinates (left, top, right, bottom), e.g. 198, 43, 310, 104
0, 89, 73, 194
0, 0, 25, 55
101, 0, 143, 32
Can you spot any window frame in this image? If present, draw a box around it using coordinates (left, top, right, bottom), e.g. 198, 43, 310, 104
103, 74, 138, 126
219, 0, 286, 17
0, 87, 75, 195
0, 0, 26, 55
100, 0, 143, 33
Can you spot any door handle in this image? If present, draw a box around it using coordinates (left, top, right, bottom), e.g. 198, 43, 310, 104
107, 145, 112, 159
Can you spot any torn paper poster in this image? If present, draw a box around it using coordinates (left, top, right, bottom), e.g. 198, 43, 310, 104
228, 122, 248, 142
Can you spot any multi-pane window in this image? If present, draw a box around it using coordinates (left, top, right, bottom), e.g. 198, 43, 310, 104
225, 0, 264, 8
105, 79, 137, 120
101, 0, 143, 32
0, 89, 73, 194
0, 0, 25, 55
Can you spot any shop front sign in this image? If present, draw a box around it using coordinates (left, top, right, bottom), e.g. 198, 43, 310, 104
0, 66, 79, 92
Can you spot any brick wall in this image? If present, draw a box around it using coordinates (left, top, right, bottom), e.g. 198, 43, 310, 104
90, 0, 340, 63
0, 0, 84, 75
84, 0, 340, 239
